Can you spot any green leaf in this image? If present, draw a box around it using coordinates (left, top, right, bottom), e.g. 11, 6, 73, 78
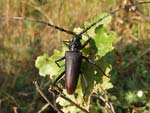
83, 13, 117, 57
35, 47, 67, 79
125, 91, 137, 104
95, 27, 117, 56
56, 90, 76, 106
73, 27, 89, 43
101, 76, 113, 90
56, 89, 82, 113
35, 53, 51, 76
84, 13, 112, 37
92, 13, 112, 27
48, 47, 67, 80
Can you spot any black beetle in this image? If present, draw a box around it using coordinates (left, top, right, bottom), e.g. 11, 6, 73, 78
52, 27, 108, 94
52, 34, 93, 94
1, 1, 148, 95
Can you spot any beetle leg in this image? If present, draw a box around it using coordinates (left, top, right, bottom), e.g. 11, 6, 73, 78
51, 71, 65, 88
80, 71, 89, 95
80, 71, 89, 90
55, 56, 65, 67
80, 37, 91, 49
50, 71, 65, 106
63, 40, 70, 47
82, 56, 109, 77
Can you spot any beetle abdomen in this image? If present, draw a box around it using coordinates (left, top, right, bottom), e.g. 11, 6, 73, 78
65, 51, 82, 94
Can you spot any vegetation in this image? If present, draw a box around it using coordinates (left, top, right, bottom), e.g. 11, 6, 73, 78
0, 0, 150, 113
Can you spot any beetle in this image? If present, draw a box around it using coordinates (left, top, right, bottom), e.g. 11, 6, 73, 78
51, 17, 111, 94
1, 1, 149, 95
52, 34, 97, 95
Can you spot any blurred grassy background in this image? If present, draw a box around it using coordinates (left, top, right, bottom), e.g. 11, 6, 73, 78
0, 0, 150, 113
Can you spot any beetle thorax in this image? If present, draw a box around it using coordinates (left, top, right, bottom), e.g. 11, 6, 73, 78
69, 36, 82, 51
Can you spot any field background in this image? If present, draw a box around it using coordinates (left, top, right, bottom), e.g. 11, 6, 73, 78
0, 0, 150, 113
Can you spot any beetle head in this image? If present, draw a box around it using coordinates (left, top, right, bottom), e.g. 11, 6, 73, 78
69, 35, 82, 51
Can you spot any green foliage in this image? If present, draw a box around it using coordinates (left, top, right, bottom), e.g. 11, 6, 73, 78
109, 41, 150, 112
125, 91, 137, 104
35, 47, 67, 79
35, 13, 118, 113
1, 1, 150, 113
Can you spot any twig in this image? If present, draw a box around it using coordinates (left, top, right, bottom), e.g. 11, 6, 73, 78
60, 94, 89, 113
13, 107, 18, 113
128, 0, 150, 21
78, 1, 150, 36
33, 81, 63, 113
37, 103, 49, 113
91, 94, 116, 113
49, 87, 89, 113
124, 47, 150, 68
1, 1, 150, 37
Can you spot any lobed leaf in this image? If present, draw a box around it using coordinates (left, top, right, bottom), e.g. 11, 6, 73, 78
35, 47, 67, 79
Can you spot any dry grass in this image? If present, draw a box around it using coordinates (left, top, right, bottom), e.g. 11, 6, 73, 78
0, 0, 150, 112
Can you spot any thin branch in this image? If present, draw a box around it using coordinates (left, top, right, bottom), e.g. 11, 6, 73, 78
37, 103, 49, 113
78, 1, 150, 36
124, 47, 150, 68
49, 87, 89, 113
1, 1, 150, 37
33, 81, 63, 113
13, 107, 18, 113
91, 94, 116, 113
60, 94, 89, 113
128, 0, 150, 21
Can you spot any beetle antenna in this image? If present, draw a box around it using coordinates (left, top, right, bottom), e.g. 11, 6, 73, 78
78, 1, 150, 36
0, 16, 76, 36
